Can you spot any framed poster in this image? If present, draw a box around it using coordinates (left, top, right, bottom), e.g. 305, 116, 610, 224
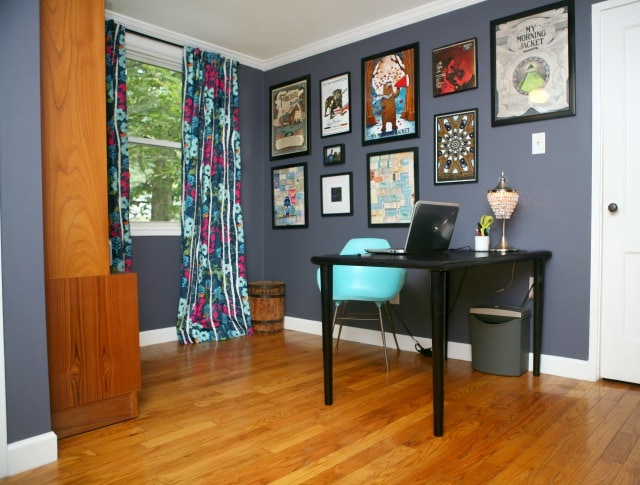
271, 163, 308, 228
490, 0, 575, 126
432, 38, 477, 97
434, 109, 478, 185
367, 148, 418, 227
323, 144, 345, 165
270, 76, 311, 160
321, 172, 353, 216
320, 72, 351, 137
362, 43, 419, 145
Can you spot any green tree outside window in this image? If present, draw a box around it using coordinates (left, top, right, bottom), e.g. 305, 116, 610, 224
127, 59, 182, 222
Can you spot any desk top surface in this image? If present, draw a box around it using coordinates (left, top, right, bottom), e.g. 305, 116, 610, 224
311, 249, 552, 270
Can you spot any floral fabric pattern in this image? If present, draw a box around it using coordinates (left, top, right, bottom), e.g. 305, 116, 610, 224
177, 47, 252, 343
105, 20, 132, 273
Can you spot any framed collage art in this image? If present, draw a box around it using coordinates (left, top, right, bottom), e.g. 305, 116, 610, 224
271, 163, 308, 228
367, 148, 418, 226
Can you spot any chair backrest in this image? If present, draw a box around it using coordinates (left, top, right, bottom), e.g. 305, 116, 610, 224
317, 238, 407, 303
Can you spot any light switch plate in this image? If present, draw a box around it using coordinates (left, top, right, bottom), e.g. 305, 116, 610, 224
532, 132, 545, 154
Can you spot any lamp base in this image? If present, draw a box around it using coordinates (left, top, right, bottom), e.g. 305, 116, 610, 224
490, 219, 518, 252
491, 243, 518, 253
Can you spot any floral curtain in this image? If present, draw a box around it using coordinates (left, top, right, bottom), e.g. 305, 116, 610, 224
105, 19, 132, 273
176, 47, 252, 343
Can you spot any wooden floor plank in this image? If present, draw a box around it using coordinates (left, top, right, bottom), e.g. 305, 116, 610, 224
3, 330, 640, 484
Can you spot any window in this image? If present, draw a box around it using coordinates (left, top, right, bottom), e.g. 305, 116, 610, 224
126, 34, 183, 236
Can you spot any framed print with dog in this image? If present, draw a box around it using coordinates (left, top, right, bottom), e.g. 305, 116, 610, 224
320, 72, 351, 137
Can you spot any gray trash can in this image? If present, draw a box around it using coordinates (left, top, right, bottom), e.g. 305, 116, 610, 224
469, 305, 531, 376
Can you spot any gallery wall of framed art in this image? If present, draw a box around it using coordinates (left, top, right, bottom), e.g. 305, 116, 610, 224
266, 0, 575, 231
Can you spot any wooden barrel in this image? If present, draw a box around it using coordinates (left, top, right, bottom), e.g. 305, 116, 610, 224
249, 281, 285, 334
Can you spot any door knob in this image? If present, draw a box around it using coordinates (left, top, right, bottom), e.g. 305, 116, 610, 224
608, 203, 619, 213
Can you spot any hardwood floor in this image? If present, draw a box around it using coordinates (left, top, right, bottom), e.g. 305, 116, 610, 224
4, 330, 640, 484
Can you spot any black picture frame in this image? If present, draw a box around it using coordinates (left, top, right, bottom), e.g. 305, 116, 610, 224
321, 172, 353, 216
362, 43, 419, 145
271, 163, 308, 228
270, 76, 311, 160
323, 144, 345, 165
490, 0, 575, 126
367, 148, 419, 227
432, 38, 478, 97
320, 72, 351, 137
434, 108, 478, 185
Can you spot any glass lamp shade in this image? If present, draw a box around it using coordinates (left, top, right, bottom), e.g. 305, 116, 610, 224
487, 172, 519, 251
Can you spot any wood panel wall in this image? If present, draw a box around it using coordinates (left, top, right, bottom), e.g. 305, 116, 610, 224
40, 0, 109, 279
40, 0, 141, 438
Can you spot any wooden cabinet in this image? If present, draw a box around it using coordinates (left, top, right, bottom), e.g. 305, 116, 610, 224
40, 0, 141, 438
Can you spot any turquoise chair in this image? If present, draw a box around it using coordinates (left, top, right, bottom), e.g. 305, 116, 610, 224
317, 238, 407, 370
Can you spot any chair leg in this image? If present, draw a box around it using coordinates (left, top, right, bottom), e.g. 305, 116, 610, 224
377, 305, 390, 371
383, 303, 400, 351
333, 302, 348, 351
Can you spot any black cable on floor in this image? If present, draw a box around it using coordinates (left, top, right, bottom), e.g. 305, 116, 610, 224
388, 268, 467, 358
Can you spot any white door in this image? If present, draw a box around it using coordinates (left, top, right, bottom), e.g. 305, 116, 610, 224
593, 0, 640, 384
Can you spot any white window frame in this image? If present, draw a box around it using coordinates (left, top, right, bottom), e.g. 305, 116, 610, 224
126, 32, 183, 237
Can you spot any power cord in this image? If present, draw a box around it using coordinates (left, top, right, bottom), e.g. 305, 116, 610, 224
388, 268, 467, 358
520, 280, 534, 307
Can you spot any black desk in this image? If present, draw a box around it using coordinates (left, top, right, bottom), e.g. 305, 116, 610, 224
311, 249, 552, 436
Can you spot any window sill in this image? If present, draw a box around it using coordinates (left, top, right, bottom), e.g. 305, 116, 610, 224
131, 221, 180, 237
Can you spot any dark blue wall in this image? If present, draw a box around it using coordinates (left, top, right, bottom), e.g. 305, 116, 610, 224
263, 0, 598, 360
0, 0, 52, 442
0, 0, 602, 448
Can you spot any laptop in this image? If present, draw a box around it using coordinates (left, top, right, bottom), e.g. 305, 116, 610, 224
366, 201, 459, 255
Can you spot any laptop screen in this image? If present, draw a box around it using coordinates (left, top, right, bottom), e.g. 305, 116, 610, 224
404, 201, 459, 252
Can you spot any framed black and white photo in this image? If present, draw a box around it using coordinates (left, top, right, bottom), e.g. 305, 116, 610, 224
320, 72, 351, 137
490, 1, 575, 126
321, 172, 353, 216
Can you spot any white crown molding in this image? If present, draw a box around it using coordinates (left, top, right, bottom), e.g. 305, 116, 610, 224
108, 0, 486, 72
106, 10, 266, 70
263, 0, 487, 70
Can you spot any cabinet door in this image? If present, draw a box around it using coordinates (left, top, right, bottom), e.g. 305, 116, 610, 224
46, 274, 141, 411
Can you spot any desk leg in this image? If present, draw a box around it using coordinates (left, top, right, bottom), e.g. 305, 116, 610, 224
533, 259, 545, 377
320, 264, 334, 405
430, 270, 448, 437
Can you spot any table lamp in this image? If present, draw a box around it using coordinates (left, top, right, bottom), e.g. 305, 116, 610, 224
487, 172, 519, 252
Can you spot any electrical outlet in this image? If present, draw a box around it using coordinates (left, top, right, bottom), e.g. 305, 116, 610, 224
390, 294, 400, 305
528, 277, 535, 300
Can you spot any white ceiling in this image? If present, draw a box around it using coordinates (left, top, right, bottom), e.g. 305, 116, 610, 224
105, 0, 486, 70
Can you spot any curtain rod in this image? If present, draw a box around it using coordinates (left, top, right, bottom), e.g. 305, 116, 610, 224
126, 28, 184, 49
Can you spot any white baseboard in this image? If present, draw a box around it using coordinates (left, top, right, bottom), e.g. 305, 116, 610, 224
140, 326, 177, 347
138, 317, 595, 380
6, 431, 57, 477
284, 316, 594, 382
